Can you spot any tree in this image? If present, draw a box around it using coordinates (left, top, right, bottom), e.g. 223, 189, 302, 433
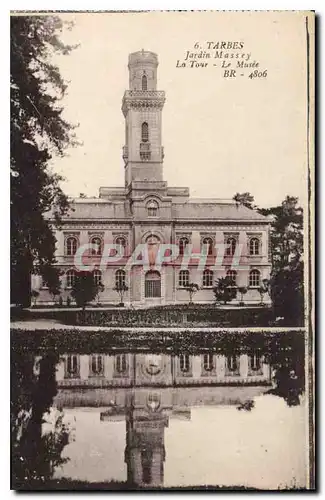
233, 192, 256, 210
259, 196, 304, 324
213, 277, 237, 305
233, 193, 304, 324
184, 283, 200, 304
42, 266, 62, 304
237, 286, 248, 306
70, 271, 99, 311
258, 279, 270, 305
95, 283, 105, 305
11, 351, 72, 488
113, 283, 129, 306
11, 15, 78, 306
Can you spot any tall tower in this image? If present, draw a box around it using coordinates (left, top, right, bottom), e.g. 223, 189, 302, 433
122, 50, 166, 187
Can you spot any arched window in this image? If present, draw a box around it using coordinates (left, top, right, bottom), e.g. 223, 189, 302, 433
90, 236, 102, 255
66, 269, 76, 288
90, 355, 104, 376
115, 354, 127, 374
93, 269, 102, 286
249, 269, 260, 287
142, 74, 147, 90
65, 236, 78, 256
179, 354, 190, 373
65, 354, 79, 378
145, 271, 161, 298
115, 269, 126, 288
141, 122, 149, 143
179, 270, 190, 288
226, 270, 237, 286
227, 355, 239, 373
179, 237, 189, 255
249, 353, 261, 372
202, 269, 213, 287
202, 237, 213, 256
249, 237, 260, 255
203, 353, 214, 372
226, 237, 237, 256
115, 236, 126, 256
146, 200, 159, 217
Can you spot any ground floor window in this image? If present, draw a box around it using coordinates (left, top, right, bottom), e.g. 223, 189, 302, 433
203, 353, 214, 371
145, 271, 161, 298
90, 354, 104, 376
65, 354, 80, 378
179, 354, 190, 373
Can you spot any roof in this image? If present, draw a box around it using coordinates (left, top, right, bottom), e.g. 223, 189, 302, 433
47, 197, 269, 222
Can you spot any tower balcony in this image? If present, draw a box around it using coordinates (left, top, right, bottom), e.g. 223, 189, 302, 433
124, 90, 165, 99
122, 90, 165, 116
140, 142, 151, 161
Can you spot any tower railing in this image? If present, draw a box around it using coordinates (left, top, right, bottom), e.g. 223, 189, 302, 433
123, 90, 165, 99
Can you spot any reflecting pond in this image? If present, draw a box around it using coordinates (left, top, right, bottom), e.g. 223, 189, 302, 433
11, 334, 307, 490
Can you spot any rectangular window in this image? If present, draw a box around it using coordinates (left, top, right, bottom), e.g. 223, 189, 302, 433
145, 280, 161, 298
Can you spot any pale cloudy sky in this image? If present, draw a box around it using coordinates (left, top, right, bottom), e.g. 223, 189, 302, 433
49, 11, 311, 208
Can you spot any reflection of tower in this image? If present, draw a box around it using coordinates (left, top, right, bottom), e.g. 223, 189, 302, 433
124, 391, 169, 488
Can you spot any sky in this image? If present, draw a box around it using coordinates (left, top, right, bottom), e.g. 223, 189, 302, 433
48, 11, 311, 208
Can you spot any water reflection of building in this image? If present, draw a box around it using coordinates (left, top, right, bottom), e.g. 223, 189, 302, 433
52, 352, 271, 388
37, 352, 272, 487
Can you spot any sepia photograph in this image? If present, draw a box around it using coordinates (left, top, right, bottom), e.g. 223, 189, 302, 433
10, 10, 314, 491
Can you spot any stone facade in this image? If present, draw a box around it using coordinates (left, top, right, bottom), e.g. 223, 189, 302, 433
34, 50, 272, 306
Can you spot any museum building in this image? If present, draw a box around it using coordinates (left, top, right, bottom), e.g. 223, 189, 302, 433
33, 50, 272, 306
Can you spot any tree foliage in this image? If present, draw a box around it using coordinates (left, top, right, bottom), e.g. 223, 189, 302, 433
233, 192, 256, 210
213, 277, 237, 305
234, 192, 304, 324
11, 350, 71, 488
113, 282, 129, 305
11, 15, 78, 306
184, 283, 200, 304
70, 271, 100, 310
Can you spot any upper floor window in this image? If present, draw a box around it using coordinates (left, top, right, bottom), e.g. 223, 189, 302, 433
249, 237, 260, 255
90, 236, 102, 256
115, 269, 126, 288
203, 353, 214, 372
179, 269, 190, 288
249, 269, 261, 287
179, 237, 189, 256
146, 200, 159, 217
93, 269, 102, 286
226, 237, 237, 256
202, 269, 213, 287
66, 269, 76, 288
65, 354, 80, 378
202, 237, 214, 256
142, 74, 147, 90
65, 236, 78, 256
141, 122, 149, 143
90, 354, 104, 376
179, 354, 190, 373
115, 236, 127, 255
226, 269, 237, 287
